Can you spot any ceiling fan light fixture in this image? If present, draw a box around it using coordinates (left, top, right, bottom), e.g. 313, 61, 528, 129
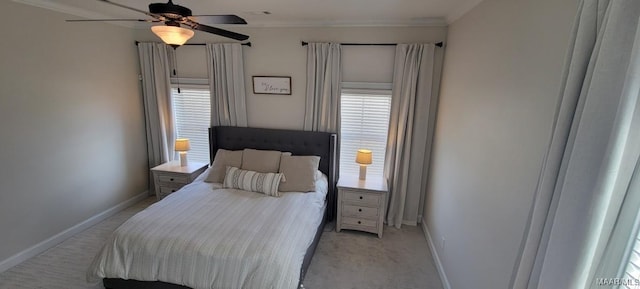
151, 25, 194, 46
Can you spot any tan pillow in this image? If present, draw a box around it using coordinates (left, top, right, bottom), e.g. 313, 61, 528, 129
278, 155, 321, 192
241, 149, 286, 173
205, 149, 243, 183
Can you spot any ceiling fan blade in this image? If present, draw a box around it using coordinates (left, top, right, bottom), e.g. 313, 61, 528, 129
186, 21, 249, 41
97, 0, 162, 20
188, 15, 247, 24
66, 19, 161, 22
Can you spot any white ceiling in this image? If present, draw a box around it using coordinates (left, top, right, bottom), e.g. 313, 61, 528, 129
14, 0, 484, 27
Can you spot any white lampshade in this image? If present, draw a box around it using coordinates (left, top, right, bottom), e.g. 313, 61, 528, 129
174, 138, 191, 152
355, 149, 372, 165
151, 25, 194, 46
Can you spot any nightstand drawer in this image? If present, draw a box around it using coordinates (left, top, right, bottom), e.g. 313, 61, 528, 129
157, 186, 181, 199
341, 190, 381, 207
160, 186, 183, 195
342, 217, 377, 228
158, 174, 189, 184
343, 204, 378, 219
159, 181, 187, 189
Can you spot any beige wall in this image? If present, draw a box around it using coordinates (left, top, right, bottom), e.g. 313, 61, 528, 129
0, 2, 147, 263
423, 0, 578, 288
137, 26, 447, 130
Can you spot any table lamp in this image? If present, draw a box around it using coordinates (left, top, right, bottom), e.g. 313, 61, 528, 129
175, 138, 191, 167
356, 149, 372, 180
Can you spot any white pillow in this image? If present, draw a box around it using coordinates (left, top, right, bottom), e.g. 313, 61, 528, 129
223, 166, 284, 197
278, 155, 320, 192
205, 149, 243, 183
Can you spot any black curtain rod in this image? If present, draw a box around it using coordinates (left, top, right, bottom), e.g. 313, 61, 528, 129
301, 41, 443, 47
182, 42, 252, 47
134, 41, 251, 47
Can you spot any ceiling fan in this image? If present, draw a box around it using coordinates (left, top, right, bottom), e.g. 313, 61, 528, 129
67, 0, 249, 47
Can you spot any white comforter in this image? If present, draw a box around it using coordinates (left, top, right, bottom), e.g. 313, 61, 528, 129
87, 175, 327, 289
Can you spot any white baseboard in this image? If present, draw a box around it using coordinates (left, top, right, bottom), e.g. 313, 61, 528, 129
421, 219, 452, 289
402, 220, 418, 226
0, 191, 149, 273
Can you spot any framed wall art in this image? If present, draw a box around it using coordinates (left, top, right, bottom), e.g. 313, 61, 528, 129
252, 76, 292, 95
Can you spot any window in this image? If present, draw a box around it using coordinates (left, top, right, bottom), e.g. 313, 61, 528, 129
171, 86, 211, 164
620, 206, 640, 289
339, 84, 392, 180
622, 235, 640, 289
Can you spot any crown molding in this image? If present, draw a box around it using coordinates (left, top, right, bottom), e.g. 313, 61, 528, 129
14, 0, 108, 19
445, 0, 485, 24
230, 18, 447, 28
12, 0, 135, 28
14, 0, 446, 28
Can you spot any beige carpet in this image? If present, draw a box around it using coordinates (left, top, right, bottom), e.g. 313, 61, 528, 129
0, 197, 443, 289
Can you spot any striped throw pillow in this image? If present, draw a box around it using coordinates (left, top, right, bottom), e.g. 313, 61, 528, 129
223, 166, 284, 197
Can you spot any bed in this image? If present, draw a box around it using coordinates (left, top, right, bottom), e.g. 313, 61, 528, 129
90, 126, 338, 289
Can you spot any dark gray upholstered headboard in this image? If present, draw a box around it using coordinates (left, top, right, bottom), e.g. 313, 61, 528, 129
209, 126, 338, 221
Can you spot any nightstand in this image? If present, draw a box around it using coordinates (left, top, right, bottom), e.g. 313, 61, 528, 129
151, 161, 208, 200
336, 176, 388, 238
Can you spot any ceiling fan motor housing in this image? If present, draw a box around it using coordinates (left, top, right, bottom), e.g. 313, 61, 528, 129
149, 1, 192, 18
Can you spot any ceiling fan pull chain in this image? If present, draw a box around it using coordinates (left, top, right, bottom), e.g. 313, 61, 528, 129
173, 49, 181, 93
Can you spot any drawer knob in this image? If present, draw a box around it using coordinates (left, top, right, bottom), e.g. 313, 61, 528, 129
358, 209, 362, 212
357, 221, 361, 224
359, 196, 363, 200
170, 178, 174, 181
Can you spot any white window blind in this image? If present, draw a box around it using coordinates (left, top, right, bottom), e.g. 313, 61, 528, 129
340, 87, 392, 180
171, 86, 211, 164
622, 234, 640, 288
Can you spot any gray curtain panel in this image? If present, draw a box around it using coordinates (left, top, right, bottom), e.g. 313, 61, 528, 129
385, 43, 437, 228
303, 43, 342, 133
205, 43, 248, 127
137, 42, 175, 190
510, 1, 640, 288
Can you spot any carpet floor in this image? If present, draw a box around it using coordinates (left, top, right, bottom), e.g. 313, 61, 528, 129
0, 197, 443, 289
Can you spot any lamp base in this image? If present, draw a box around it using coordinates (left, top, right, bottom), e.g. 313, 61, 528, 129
359, 165, 367, 180
179, 152, 188, 167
